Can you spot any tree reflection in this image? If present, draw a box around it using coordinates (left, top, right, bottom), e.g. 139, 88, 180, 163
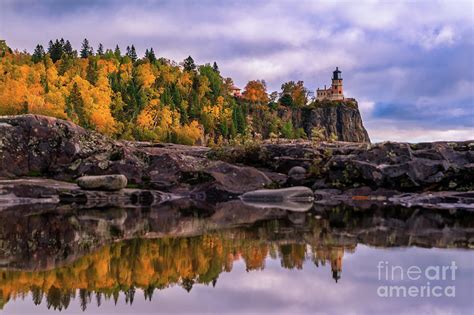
0, 228, 350, 311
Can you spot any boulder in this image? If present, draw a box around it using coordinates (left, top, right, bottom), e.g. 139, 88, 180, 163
288, 166, 306, 178
77, 175, 128, 191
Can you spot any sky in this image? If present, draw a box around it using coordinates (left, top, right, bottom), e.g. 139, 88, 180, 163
0, 0, 473, 142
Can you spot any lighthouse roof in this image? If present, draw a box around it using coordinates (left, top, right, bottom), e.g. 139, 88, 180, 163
332, 67, 342, 80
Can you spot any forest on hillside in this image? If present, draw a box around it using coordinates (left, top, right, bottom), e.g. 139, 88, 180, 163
0, 39, 331, 145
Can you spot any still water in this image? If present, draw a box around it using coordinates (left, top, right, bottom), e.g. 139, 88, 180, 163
0, 200, 473, 314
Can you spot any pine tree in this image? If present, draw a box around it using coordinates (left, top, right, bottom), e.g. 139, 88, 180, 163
80, 38, 92, 58
147, 47, 156, 63
212, 61, 219, 73
48, 39, 64, 62
126, 45, 137, 62
114, 45, 121, 59
66, 82, 88, 127
58, 53, 74, 75
183, 56, 196, 72
97, 43, 104, 56
32, 44, 45, 63
47, 40, 54, 54
63, 40, 74, 57
86, 58, 98, 84
280, 93, 293, 107
233, 105, 246, 134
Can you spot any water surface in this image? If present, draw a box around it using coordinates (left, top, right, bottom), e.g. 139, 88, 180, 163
0, 200, 473, 314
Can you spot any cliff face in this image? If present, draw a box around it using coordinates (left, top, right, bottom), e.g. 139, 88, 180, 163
303, 105, 370, 143
277, 103, 370, 143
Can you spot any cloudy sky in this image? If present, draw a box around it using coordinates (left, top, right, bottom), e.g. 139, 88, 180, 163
1, 0, 473, 142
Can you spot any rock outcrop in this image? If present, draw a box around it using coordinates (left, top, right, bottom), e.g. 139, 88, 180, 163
0, 115, 472, 197
212, 141, 474, 192
0, 115, 271, 195
278, 102, 370, 143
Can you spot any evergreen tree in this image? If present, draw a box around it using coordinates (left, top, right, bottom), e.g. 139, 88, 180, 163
233, 106, 246, 134
280, 93, 294, 107
104, 48, 114, 59
63, 40, 74, 56
123, 68, 146, 121
58, 53, 74, 75
183, 56, 196, 72
48, 39, 64, 62
80, 38, 93, 58
212, 61, 219, 73
32, 44, 45, 63
86, 58, 98, 84
66, 82, 88, 127
146, 47, 156, 63
114, 45, 121, 59
47, 40, 54, 54
97, 43, 104, 56
126, 45, 137, 62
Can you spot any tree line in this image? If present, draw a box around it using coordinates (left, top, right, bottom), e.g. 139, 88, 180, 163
0, 39, 317, 145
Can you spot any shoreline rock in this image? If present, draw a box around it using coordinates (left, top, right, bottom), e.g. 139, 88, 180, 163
1, 178, 472, 212
0, 115, 472, 199
77, 174, 128, 191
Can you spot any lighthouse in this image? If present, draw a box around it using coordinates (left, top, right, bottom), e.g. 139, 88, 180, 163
316, 67, 345, 101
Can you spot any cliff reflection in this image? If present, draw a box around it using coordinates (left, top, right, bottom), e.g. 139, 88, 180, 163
0, 200, 472, 311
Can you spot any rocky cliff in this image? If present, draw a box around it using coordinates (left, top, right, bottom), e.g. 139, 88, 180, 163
276, 102, 370, 143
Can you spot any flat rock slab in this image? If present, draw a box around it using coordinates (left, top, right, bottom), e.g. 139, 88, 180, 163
77, 175, 128, 191
240, 186, 314, 212
0, 178, 174, 211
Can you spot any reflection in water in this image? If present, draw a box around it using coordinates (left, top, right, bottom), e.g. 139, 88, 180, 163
0, 199, 472, 312
0, 236, 350, 311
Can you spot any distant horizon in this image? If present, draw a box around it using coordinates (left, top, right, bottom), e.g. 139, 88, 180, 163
1, 0, 473, 142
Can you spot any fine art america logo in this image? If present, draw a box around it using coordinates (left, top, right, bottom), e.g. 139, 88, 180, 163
377, 261, 457, 298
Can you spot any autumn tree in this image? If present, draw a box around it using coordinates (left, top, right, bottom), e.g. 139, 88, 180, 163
242, 80, 269, 104
280, 80, 308, 107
